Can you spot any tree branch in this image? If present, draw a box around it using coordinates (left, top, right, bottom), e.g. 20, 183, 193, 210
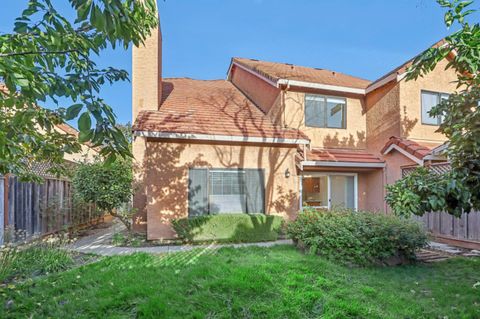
0, 49, 79, 58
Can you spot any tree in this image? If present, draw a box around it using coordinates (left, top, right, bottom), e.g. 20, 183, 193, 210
386, 0, 480, 217
73, 157, 134, 230
0, 0, 158, 181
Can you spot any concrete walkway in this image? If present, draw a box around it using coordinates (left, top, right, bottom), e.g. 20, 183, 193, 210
70, 219, 480, 258
69, 219, 293, 256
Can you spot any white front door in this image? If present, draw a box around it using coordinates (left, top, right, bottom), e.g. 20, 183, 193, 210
301, 173, 357, 210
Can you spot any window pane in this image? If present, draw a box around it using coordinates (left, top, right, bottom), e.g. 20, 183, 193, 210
421, 91, 440, 125
326, 97, 345, 128
330, 175, 355, 209
302, 176, 328, 207
305, 95, 326, 127
209, 170, 247, 214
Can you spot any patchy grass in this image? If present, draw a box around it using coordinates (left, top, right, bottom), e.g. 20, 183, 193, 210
1, 245, 480, 318
0, 242, 97, 284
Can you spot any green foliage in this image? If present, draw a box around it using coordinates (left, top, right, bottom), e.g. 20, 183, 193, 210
73, 158, 133, 228
390, 0, 480, 216
0, 0, 158, 180
386, 167, 472, 217
0, 237, 75, 283
287, 207, 427, 266
172, 214, 284, 243
2, 246, 480, 318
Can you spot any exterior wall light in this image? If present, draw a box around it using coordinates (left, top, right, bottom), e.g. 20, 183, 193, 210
285, 168, 290, 178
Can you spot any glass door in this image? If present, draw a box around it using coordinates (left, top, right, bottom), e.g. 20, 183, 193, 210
329, 175, 355, 209
302, 174, 357, 210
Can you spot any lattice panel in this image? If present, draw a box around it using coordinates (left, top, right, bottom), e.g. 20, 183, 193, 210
402, 163, 451, 177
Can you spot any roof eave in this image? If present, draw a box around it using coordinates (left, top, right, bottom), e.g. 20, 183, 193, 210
134, 130, 310, 145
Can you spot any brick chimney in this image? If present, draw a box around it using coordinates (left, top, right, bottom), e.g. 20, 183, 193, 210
132, 1, 162, 122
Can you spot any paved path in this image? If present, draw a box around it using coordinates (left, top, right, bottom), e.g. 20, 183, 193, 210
69, 219, 293, 256
70, 219, 480, 258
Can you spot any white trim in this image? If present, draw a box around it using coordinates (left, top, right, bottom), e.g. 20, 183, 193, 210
134, 130, 310, 145
301, 160, 385, 168
277, 79, 366, 95
228, 61, 278, 87
365, 73, 397, 94
382, 144, 423, 165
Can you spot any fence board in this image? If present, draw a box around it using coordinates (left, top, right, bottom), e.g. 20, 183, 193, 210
2, 176, 99, 242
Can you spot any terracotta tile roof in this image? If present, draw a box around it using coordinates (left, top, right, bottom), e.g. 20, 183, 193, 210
381, 136, 432, 160
306, 148, 384, 164
232, 57, 371, 89
367, 39, 447, 90
133, 78, 309, 142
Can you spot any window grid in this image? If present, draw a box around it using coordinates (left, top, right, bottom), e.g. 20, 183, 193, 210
209, 171, 245, 195
305, 94, 346, 129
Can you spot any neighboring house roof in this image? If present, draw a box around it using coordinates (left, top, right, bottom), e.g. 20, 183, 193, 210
366, 39, 448, 93
381, 136, 433, 164
300, 148, 385, 168
230, 57, 371, 92
133, 78, 309, 145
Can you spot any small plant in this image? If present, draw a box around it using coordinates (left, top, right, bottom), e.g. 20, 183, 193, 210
287, 207, 428, 266
0, 234, 75, 283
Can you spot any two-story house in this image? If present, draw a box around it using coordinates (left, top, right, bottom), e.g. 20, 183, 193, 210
131, 15, 456, 240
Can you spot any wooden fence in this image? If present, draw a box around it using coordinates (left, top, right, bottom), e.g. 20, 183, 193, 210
403, 163, 480, 247
416, 211, 480, 244
1, 175, 101, 243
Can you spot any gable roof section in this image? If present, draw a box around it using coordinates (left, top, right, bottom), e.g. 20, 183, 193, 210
230, 57, 371, 94
366, 39, 448, 93
133, 78, 309, 144
381, 136, 433, 165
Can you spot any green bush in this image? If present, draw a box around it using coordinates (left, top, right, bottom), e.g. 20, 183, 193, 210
287, 207, 427, 266
172, 214, 284, 243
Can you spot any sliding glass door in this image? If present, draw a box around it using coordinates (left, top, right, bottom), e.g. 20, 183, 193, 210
302, 173, 357, 210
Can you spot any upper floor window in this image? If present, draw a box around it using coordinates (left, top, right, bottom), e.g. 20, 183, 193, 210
305, 94, 346, 129
421, 90, 449, 125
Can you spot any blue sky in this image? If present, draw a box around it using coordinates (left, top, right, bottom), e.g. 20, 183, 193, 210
0, 0, 469, 125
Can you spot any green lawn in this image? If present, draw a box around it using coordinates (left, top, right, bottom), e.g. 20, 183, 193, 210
1, 245, 480, 318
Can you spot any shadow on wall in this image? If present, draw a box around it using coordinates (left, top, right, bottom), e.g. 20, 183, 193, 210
134, 82, 302, 236
322, 131, 366, 149
192, 87, 301, 217
401, 105, 418, 138
133, 141, 211, 229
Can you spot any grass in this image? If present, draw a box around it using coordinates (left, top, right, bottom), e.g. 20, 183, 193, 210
1, 245, 480, 318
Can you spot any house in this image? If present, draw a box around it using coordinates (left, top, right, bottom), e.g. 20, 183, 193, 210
131, 12, 456, 240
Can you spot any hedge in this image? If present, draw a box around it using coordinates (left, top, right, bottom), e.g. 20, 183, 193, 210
287, 207, 428, 266
172, 214, 284, 243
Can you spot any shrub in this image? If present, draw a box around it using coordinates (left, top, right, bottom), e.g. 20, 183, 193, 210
172, 214, 284, 243
287, 207, 427, 266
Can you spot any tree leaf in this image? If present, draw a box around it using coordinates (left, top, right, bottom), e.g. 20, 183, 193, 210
78, 112, 92, 132
65, 104, 83, 120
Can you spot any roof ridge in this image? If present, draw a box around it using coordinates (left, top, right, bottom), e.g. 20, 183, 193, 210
233, 57, 372, 83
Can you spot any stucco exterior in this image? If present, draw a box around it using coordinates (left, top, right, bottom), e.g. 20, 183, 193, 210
134, 138, 300, 240
365, 81, 401, 154
398, 58, 456, 144
283, 90, 367, 149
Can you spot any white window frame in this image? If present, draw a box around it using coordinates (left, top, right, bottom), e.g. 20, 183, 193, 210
421, 90, 449, 126
300, 172, 358, 211
304, 94, 347, 129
